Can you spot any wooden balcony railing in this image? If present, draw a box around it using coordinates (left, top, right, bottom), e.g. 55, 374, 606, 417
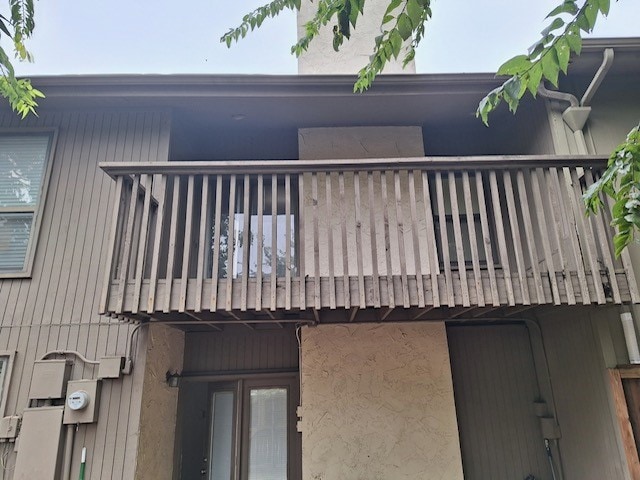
99, 156, 639, 320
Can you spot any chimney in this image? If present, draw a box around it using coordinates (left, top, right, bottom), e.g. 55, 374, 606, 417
296, 0, 416, 75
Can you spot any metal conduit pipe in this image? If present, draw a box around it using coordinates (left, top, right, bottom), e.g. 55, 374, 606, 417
61, 424, 75, 480
621, 310, 640, 364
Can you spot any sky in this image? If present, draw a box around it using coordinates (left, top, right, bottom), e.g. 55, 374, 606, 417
4, 0, 640, 76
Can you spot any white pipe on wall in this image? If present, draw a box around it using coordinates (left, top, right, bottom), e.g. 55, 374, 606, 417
620, 312, 640, 364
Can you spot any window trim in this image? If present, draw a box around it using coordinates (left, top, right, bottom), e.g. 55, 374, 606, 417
0, 128, 58, 278
0, 351, 16, 417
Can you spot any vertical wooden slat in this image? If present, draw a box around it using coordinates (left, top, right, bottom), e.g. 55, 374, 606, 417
489, 171, 515, 306
516, 171, 545, 304
311, 173, 321, 310
225, 174, 237, 311
568, 168, 605, 304
435, 172, 455, 306
147, 175, 167, 313
475, 172, 499, 306
164, 176, 181, 313
339, 173, 351, 309
381, 171, 395, 309
116, 176, 140, 314
529, 168, 561, 305
549, 167, 589, 304
241, 175, 251, 311
256, 175, 264, 311
270, 175, 278, 311
297, 175, 305, 310
448, 172, 470, 307
285, 174, 292, 310
394, 171, 410, 308
354, 172, 367, 308
599, 172, 640, 303
100, 176, 124, 314
408, 171, 425, 308
608, 369, 640, 480
195, 175, 209, 312
179, 175, 195, 312
461, 172, 484, 307
132, 175, 153, 314
210, 176, 223, 312
421, 172, 440, 307
325, 173, 336, 309
368, 172, 381, 308
583, 169, 620, 303
503, 171, 530, 305
543, 168, 576, 304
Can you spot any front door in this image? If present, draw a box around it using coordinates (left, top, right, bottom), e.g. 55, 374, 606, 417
205, 377, 301, 480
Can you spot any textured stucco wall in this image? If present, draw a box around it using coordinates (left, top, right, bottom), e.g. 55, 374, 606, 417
300, 322, 464, 480
297, 0, 415, 74
134, 324, 185, 480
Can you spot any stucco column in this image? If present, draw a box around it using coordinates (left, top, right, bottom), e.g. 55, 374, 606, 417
300, 322, 464, 479
134, 324, 185, 480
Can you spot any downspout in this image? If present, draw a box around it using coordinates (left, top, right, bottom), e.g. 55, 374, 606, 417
538, 48, 615, 155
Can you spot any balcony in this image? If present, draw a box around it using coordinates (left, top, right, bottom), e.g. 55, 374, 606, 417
99, 155, 639, 324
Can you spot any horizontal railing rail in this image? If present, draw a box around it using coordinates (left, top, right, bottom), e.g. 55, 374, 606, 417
99, 155, 639, 318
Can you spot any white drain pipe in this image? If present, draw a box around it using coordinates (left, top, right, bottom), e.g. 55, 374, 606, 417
621, 311, 640, 364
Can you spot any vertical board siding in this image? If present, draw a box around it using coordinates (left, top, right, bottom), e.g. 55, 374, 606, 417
538, 310, 628, 480
183, 326, 299, 373
0, 108, 171, 480
448, 325, 552, 480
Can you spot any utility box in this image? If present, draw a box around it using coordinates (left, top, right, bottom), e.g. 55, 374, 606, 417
63, 379, 101, 424
13, 407, 64, 479
0, 415, 20, 441
98, 356, 124, 379
29, 360, 72, 400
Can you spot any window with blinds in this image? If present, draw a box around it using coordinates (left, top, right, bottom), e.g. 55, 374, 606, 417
0, 132, 54, 275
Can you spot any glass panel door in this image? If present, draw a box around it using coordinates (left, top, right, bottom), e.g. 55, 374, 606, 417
247, 388, 288, 480
209, 390, 236, 480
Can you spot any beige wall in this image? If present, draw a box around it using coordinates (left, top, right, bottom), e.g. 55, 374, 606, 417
297, 0, 415, 74
135, 324, 185, 480
300, 322, 464, 480
0, 108, 171, 479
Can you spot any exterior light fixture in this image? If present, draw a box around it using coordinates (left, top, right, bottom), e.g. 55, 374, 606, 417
166, 371, 181, 388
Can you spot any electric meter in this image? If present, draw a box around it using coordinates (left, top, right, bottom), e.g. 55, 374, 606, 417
67, 390, 90, 411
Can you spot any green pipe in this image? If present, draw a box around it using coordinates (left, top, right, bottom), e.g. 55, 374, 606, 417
78, 447, 86, 480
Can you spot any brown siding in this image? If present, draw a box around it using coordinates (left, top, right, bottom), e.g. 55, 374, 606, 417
183, 326, 299, 373
0, 108, 170, 479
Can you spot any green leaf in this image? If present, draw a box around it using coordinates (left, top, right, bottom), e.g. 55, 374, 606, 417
389, 30, 402, 58
527, 63, 544, 95
397, 13, 412, 40
385, 0, 402, 16
406, 0, 423, 28
496, 55, 531, 76
555, 38, 571, 74
584, 1, 599, 29
541, 48, 560, 86
566, 29, 582, 54
598, 0, 610, 15
541, 17, 565, 37
547, 1, 578, 17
